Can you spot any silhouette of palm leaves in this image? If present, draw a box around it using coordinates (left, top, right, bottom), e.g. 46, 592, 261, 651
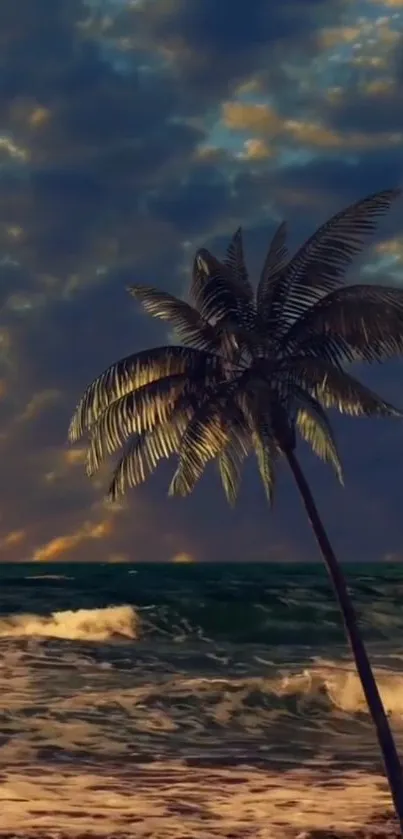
69, 189, 403, 503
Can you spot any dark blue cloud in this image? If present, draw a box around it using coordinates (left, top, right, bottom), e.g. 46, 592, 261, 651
147, 167, 232, 234
319, 35, 403, 135
160, 0, 311, 48
324, 88, 403, 136
113, 0, 343, 103
0, 0, 402, 562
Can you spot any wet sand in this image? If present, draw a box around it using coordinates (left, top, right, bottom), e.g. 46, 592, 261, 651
0, 814, 399, 839
307, 813, 399, 839
0, 762, 395, 839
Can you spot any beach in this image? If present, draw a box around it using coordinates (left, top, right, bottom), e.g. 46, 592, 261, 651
0, 562, 402, 838
0, 763, 398, 838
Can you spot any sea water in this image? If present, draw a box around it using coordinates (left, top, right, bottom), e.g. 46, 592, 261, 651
0, 561, 401, 837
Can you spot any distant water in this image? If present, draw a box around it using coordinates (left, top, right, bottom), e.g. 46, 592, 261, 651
0, 561, 402, 837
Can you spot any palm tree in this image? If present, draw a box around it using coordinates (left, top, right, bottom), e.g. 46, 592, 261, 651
69, 188, 403, 828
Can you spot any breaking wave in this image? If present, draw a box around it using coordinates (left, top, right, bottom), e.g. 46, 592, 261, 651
0, 607, 402, 718
0, 605, 140, 641
269, 660, 403, 717
111, 664, 403, 721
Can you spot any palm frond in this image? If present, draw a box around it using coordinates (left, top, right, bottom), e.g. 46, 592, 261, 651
217, 427, 250, 506
70, 187, 403, 509
291, 357, 403, 417
295, 389, 343, 483
127, 285, 222, 351
283, 284, 403, 364
85, 374, 190, 476
68, 345, 223, 443
256, 221, 288, 323
271, 189, 401, 333
169, 416, 227, 498
169, 383, 248, 497
107, 413, 190, 502
223, 227, 254, 301
284, 332, 356, 367
190, 248, 256, 330
251, 415, 278, 506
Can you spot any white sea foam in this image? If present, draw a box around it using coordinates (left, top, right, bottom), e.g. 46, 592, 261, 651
0, 604, 140, 641
276, 659, 403, 716
86, 663, 403, 720
25, 574, 74, 581
0, 626, 400, 836
0, 605, 402, 719
139, 661, 403, 720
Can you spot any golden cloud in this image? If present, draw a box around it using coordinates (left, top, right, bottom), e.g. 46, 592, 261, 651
235, 78, 263, 96
109, 552, 130, 563
17, 389, 61, 423
285, 120, 344, 148
171, 552, 195, 563
63, 448, 88, 467
222, 102, 283, 135
238, 138, 273, 160
319, 26, 362, 49
363, 78, 395, 95
290, 121, 402, 150
222, 100, 402, 151
29, 106, 51, 128
375, 237, 403, 259
194, 145, 231, 166
0, 530, 26, 548
33, 517, 115, 561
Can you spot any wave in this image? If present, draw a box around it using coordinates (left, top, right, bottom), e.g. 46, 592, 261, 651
0, 605, 140, 641
273, 659, 403, 716
25, 574, 74, 581
0, 605, 402, 717
40, 659, 403, 721
97, 662, 403, 720
267, 661, 403, 717
2, 564, 403, 646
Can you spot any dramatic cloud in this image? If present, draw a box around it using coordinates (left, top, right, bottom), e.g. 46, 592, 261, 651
0, 0, 403, 563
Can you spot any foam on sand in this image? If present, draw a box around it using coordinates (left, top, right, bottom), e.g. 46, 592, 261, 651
0, 761, 394, 838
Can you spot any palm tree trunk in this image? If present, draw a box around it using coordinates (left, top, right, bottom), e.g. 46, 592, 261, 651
285, 447, 403, 832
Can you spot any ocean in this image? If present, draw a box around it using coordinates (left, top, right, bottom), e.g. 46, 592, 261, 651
0, 561, 402, 838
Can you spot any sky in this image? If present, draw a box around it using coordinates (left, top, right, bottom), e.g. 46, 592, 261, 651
1, 0, 403, 564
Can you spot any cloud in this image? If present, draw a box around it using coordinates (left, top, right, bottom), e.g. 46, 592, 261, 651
171, 552, 196, 563
222, 101, 402, 151
33, 517, 114, 562
237, 139, 274, 160
324, 80, 403, 136
318, 26, 363, 49
0, 0, 403, 565
110, 0, 342, 105
222, 102, 283, 135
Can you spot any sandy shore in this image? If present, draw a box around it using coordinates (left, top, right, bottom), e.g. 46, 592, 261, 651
306, 812, 400, 839
0, 762, 395, 839
0, 813, 401, 839
0, 814, 399, 839
306, 812, 401, 839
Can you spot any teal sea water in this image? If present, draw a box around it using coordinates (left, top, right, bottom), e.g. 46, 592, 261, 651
0, 561, 402, 837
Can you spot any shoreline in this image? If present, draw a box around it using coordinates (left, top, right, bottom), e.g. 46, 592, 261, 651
0, 762, 395, 838
305, 813, 399, 839
0, 813, 399, 839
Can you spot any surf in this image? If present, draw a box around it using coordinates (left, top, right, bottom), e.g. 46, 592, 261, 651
0, 605, 140, 641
